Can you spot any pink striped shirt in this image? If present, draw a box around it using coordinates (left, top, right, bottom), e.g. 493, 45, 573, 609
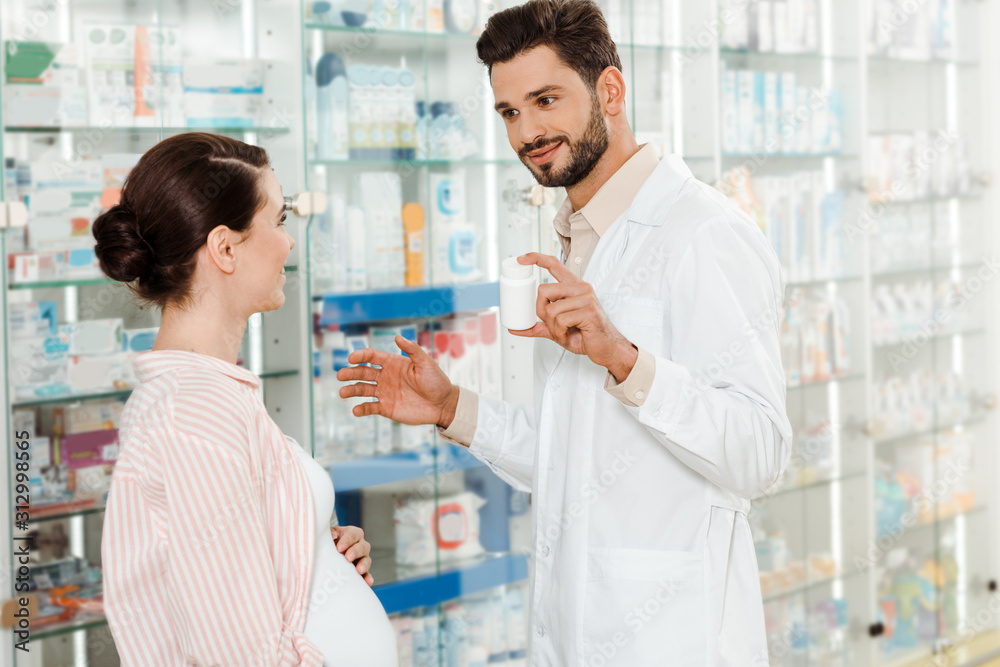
102, 350, 324, 666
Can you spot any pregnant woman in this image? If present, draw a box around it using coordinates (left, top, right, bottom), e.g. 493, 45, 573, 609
95, 133, 398, 666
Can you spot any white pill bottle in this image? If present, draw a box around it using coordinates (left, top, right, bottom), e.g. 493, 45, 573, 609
499, 257, 537, 330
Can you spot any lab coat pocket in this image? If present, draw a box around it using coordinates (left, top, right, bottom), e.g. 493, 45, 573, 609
599, 292, 666, 354
581, 546, 708, 666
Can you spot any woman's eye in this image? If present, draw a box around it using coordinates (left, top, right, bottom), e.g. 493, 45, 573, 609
279, 214, 287, 225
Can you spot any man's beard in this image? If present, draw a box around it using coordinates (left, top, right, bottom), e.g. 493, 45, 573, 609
519, 96, 610, 188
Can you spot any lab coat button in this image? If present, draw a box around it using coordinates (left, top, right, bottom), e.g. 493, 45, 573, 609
536, 625, 546, 638
540, 545, 550, 557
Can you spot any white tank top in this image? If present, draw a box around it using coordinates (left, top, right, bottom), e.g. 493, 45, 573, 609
292, 443, 399, 666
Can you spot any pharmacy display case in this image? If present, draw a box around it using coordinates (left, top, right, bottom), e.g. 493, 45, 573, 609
0, 0, 998, 666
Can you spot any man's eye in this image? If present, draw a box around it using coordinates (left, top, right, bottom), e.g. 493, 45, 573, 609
502, 109, 519, 120
539, 97, 555, 106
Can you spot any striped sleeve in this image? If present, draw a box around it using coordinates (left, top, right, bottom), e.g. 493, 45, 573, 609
161, 394, 323, 666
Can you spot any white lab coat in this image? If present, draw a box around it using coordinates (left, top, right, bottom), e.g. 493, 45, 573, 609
466, 154, 793, 666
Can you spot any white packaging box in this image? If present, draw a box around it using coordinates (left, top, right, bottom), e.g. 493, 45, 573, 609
10, 301, 57, 339
9, 334, 70, 399
83, 23, 136, 126
720, 0, 749, 49
737, 70, 756, 154
721, 67, 739, 154
183, 58, 264, 128
54, 400, 125, 435
66, 352, 133, 393
778, 72, 797, 153
772, 0, 790, 52
5, 85, 88, 127
763, 72, 779, 151
810, 89, 830, 153
478, 311, 501, 400
794, 87, 812, 154
758, 1, 775, 52
60, 319, 124, 356
751, 71, 765, 151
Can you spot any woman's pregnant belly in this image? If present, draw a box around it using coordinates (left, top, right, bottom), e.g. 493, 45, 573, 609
303, 538, 399, 666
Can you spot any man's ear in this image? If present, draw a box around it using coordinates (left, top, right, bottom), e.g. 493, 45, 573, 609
596, 66, 627, 117
205, 224, 239, 275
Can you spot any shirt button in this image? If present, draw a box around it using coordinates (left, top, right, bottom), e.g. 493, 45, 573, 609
574, 256, 582, 265
540, 545, 550, 557
635, 390, 645, 400
536, 625, 546, 638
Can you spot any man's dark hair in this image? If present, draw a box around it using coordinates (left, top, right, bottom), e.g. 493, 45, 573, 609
476, 0, 623, 90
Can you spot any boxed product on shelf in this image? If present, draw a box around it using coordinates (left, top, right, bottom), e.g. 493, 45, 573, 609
722, 66, 842, 155
55, 428, 119, 469
869, 0, 955, 60
426, 170, 482, 285
53, 400, 125, 435
394, 491, 487, 567
866, 130, 970, 201
9, 300, 57, 338
66, 352, 134, 393
720, 0, 820, 53
3, 40, 87, 127
777, 288, 852, 386
60, 318, 124, 355
183, 58, 263, 128
9, 331, 71, 400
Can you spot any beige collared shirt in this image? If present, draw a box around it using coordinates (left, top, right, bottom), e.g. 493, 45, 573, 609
441, 144, 661, 445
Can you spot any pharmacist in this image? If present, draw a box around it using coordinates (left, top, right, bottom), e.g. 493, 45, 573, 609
338, 0, 792, 665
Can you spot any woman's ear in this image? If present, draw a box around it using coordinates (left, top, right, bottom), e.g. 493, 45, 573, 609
205, 225, 239, 274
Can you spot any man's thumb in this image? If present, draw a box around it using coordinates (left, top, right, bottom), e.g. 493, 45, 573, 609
395, 334, 429, 363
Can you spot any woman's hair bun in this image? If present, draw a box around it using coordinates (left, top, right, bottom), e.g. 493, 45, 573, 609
92, 202, 153, 284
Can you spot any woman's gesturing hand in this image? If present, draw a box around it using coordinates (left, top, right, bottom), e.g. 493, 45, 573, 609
331, 525, 374, 586
336, 334, 461, 430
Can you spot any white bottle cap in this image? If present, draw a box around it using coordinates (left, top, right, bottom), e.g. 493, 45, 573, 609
501, 256, 532, 280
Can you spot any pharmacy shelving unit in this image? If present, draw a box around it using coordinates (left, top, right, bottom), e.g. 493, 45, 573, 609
0, 0, 312, 664
0, 0, 996, 666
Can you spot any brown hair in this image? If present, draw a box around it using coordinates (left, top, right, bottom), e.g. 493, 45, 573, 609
476, 0, 622, 90
92, 132, 270, 309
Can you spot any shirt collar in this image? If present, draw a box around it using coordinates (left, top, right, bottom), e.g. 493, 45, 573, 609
552, 142, 661, 238
132, 350, 261, 389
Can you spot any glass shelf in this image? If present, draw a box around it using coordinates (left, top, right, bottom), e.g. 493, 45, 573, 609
756, 469, 867, 503
315, 282, 499, 327
11, 388, 134, 409
9, 277, 115, 290
257, 369, 300, 380
303, 23, 479, 42
720, 48, 859, 63
722, 152, 858, 160
785, 274, 865, 289
761, 569, 865, 603
309, 157, 523, 168
31, 613, 108, 641
3, 126, 292, 135
871, 412, 988, 446
788, 372, 867, 390
871, 261, 985, 280
329, 444, 484, 492
867, 55, 980, 68
9, 265, 298, 291
28, 503, 107, 523
873, 327, 986, 349
876, 505, 989, 558
866, 192, 983, 206
372, 551, 529, 615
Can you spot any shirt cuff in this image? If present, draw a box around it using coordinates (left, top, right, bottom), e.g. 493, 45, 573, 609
604, 345, 656, 407
436, 387, 479, 447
